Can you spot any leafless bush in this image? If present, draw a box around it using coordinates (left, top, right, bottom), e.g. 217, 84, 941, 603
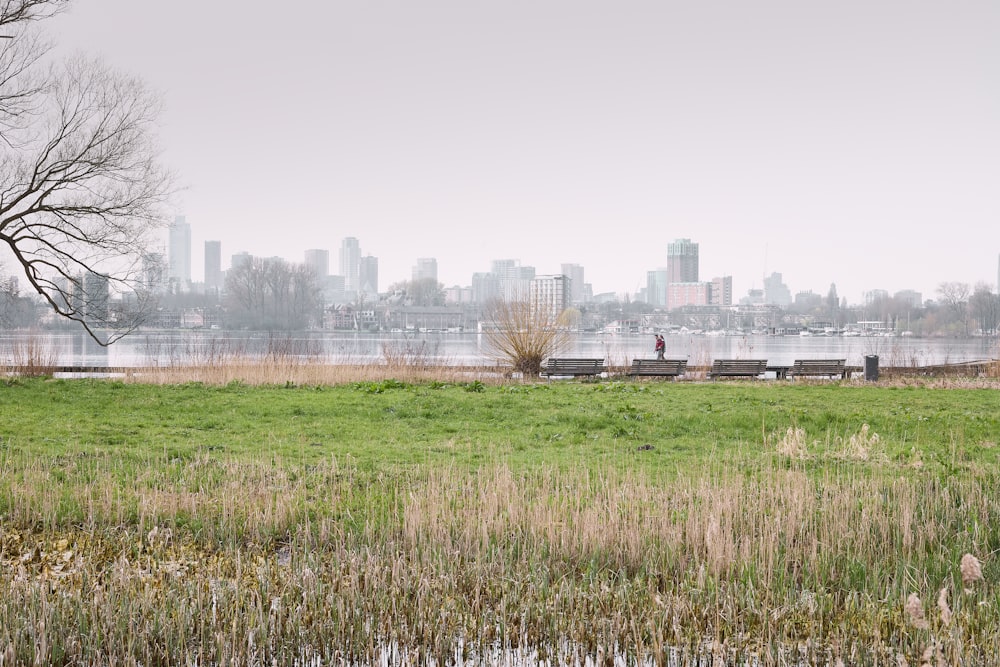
482, 297, 570, 376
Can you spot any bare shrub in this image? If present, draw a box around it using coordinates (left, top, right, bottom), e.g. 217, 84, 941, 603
482, 297, 569, 376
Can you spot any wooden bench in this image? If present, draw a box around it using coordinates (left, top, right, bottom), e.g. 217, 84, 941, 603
787, 359, 847, 380
628, 359, 687, 379
708, 359, 768, 380
540, 358, 607, 378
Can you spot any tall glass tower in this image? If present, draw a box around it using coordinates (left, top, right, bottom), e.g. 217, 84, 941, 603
168, 215, 192, 287
339, 237, 361, 294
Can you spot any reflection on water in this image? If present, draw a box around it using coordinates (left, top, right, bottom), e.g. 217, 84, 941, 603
1, 330, 997, 368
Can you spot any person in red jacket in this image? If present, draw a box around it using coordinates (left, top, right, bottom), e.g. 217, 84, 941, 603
654, 334, 665, 360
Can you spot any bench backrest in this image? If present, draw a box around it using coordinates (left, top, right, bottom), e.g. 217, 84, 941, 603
630, 359, 687, 374
710, 359, 768, 375
790, 359, 846, 376
542, 358, 606, 375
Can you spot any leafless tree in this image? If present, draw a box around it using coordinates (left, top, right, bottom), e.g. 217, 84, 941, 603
225, 257, 322, 330
482, 296, 570, 376
936, 282, 972, 336
0, 1, 172, 343
970, 282, 1000, 336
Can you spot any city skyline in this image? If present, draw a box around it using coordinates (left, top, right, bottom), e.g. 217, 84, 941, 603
171, 226, 992, 308
48, 1, 1000, 304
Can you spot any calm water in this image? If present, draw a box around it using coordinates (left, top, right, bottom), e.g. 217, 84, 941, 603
2, 330, 996, 369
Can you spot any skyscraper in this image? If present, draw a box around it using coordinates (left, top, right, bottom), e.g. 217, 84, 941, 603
168, 215, 191, 287
666, 238, 698, 284
560, 263, 586, 304
646, 269, 668, 307
204, 240, 222, 291
304, 249, 330, 279
339, 237, 361, 294
359, 255, 379, 298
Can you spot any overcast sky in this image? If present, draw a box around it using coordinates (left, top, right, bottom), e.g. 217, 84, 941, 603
48, 0, 1000, 304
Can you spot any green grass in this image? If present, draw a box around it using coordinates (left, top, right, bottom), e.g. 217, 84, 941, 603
1, 377, 999, 664
3, 378, 997, 469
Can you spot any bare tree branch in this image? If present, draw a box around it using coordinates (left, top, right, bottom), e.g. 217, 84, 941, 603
1, 19, 173, 343
0, 0, 67, 27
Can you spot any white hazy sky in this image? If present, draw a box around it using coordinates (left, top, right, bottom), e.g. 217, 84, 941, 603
48, 0, 1000, 304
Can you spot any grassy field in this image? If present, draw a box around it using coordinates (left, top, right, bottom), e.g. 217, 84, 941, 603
1, 376, 999, 665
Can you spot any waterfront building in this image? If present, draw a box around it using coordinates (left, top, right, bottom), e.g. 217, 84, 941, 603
530, 274, 570, 322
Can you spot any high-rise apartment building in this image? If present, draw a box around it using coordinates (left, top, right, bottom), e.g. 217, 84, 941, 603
339, 237, 361, 294
765, 273, 793, 307
412, 257, 438, 282
472, 272, 499, 304
168, 215, 191, 288
560, 263, 586, 304
491, 259, 535, 300
666, 238, 699, 284
710, 276, 733, 306
530, 275, 570, 321
646, 269, 668, 307
304, 249, 330, 279
359, 255, 379, 298
204, 241, 222, 291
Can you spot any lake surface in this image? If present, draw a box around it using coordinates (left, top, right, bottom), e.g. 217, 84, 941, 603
2, 330, 996, 369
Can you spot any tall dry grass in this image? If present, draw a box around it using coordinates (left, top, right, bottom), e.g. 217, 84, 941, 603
1, 332, 58, 377
1, 449, 997, 664
130, 335, 496, 386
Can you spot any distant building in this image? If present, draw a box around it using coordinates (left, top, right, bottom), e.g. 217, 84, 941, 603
794, 290, 823, 310
646, 269, 668, 307
560, 263, 586, 304
491, 259, 534, 300
339, 237, 361, 295
667, 282, 710, 308
763, 272, 792, 307
304, 249, 330, 279
667, 238, 699, 284
471, 272, 499, 304
864, 289, 890, 305
168, 216, 191, 289
530, 274, 570, 321
230, 252, 252, 270
83, 271, 110, 322
204, 241, 222, 291
359, 255, 379, 299
142, 252, 167, 294
444, 285, 474, 304
412, 257, 438, 282
710, 276, 733, 306
894, 290, 923, 308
